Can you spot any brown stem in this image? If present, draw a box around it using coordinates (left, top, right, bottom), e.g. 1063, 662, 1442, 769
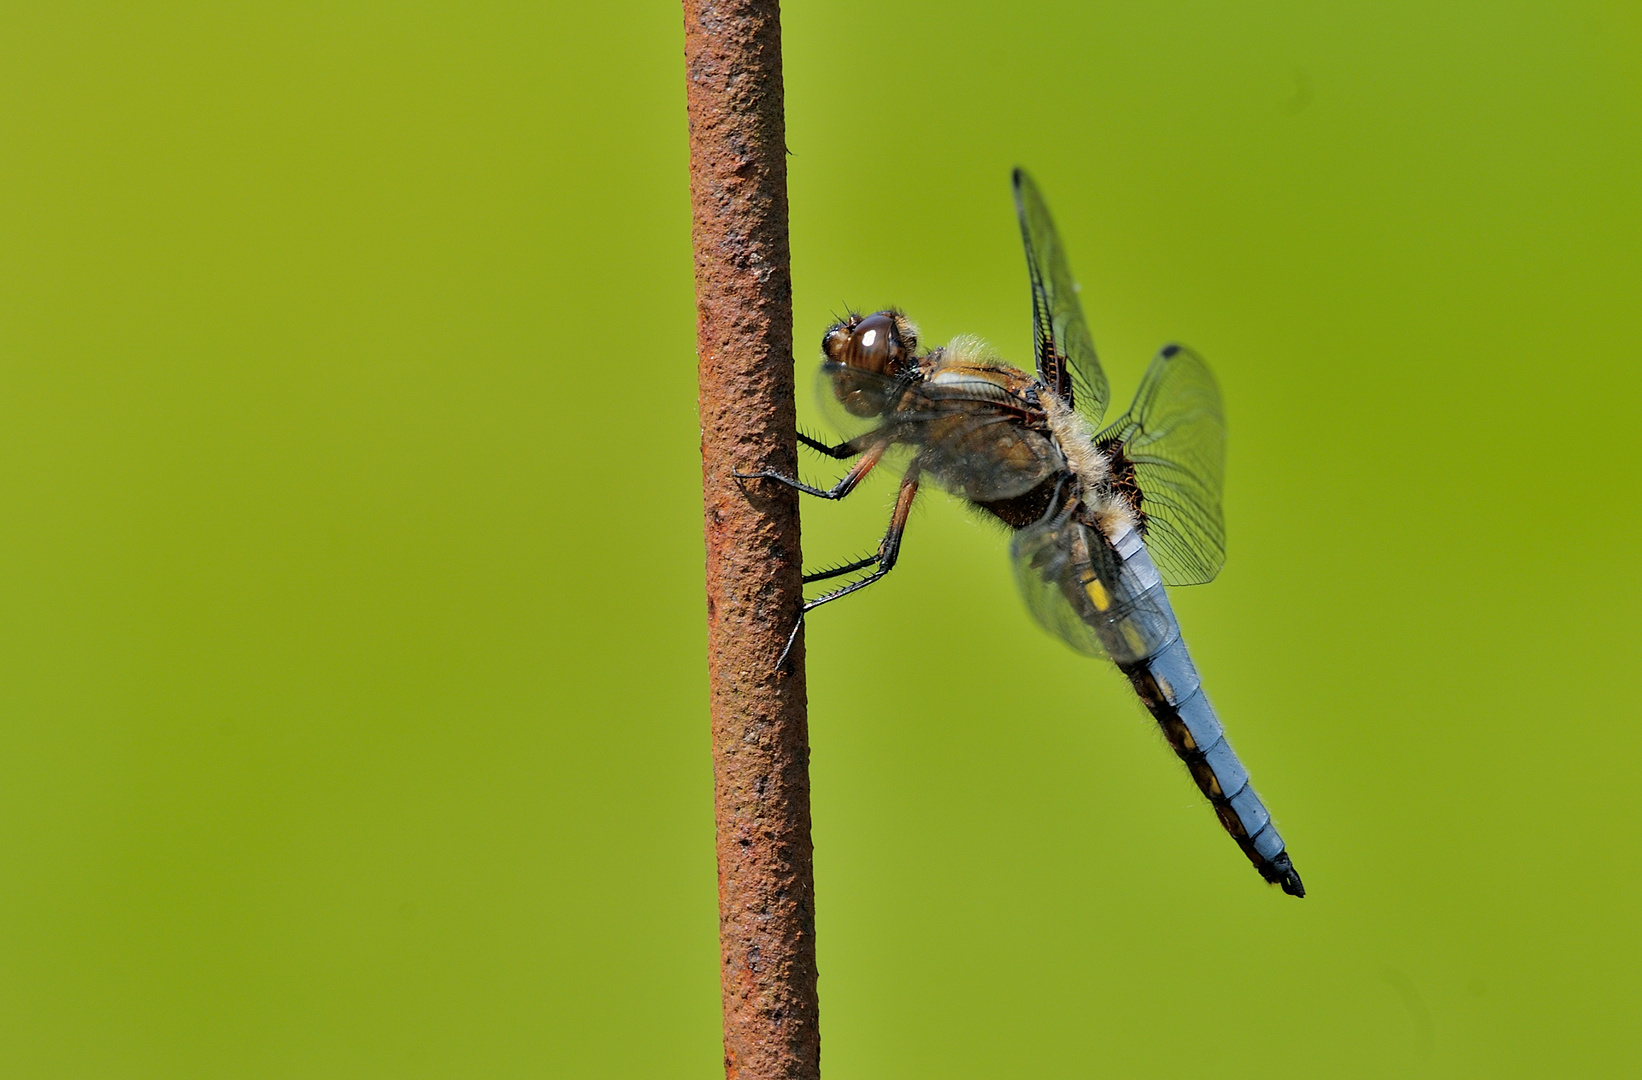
682, 2, 819, 1078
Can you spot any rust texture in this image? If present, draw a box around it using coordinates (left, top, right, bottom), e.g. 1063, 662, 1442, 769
682, 1, 819, 1078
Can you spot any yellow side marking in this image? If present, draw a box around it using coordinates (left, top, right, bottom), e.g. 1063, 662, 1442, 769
1122, 623, 1148, 657
1082, 575, 1111, 612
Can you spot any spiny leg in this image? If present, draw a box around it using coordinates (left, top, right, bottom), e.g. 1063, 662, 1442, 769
802, 553, 880, 584
735, 439, 886, 502
778, 463, 922, 667
798, 429, 866, 459
805, 463, 918, 610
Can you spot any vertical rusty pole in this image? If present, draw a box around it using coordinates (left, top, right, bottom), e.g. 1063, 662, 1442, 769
682, 2, 819, 1079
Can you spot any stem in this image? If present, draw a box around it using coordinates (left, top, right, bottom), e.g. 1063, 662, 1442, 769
682, 3, 820, 1078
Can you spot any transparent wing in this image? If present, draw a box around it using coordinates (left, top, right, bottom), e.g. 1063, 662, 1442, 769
817, 362, 1062, 501
1011, 514, 1109, 658
1012, 168, 1109, 425
916, 410, 1061, 502
815, 360, 914, 441
1012, 513, 1182, 662
1097, 344, 1226, 586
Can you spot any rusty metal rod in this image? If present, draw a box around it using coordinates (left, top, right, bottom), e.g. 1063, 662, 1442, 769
682, 1, 820, 1077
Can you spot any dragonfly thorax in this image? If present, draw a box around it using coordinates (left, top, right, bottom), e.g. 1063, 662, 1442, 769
1042, 391, 1139, 539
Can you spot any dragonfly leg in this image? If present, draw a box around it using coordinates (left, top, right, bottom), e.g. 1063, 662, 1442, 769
735, 441, 886, 502
803, 552, 880, 584
797, 429, 866, 459
802, 463, 920, 613
775, 466, 921, 669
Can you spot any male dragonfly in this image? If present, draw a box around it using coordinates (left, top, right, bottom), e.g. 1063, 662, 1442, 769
739, 170, 1303, 897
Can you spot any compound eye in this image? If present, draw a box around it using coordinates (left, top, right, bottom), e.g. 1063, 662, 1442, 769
849, 313, 902, 374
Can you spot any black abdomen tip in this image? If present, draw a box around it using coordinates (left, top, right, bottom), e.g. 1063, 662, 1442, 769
1270, 855, 1305, 898
1258, 852, 1305, 897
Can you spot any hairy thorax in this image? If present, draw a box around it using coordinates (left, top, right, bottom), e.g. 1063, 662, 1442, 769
1043, 390, 1138, 539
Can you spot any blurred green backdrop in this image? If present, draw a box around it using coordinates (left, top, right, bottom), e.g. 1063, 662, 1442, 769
3, 1, 1640, 1076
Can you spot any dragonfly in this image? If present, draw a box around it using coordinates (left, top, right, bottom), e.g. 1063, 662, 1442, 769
738, 169, 1303, 897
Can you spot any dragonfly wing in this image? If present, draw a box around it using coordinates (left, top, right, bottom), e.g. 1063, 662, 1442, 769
1011, 514, 1109, 658
1098, 344, 1226, 586
816, 363, 1061, 499
1012, 168, 1109, 425
1011, 515, 1183, 662
918, 412, 1062, 501
815, 361, 914, 440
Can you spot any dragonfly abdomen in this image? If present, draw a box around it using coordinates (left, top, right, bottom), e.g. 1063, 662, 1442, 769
1103, 528, 1305, 897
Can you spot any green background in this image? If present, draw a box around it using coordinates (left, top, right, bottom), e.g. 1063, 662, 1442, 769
3, 1, 1639, 1076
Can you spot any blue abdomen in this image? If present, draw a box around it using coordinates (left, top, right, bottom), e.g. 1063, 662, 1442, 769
1102, 527, 1304, 896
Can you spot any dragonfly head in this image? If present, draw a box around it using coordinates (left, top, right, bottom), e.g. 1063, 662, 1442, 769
821, 310, 919, 417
